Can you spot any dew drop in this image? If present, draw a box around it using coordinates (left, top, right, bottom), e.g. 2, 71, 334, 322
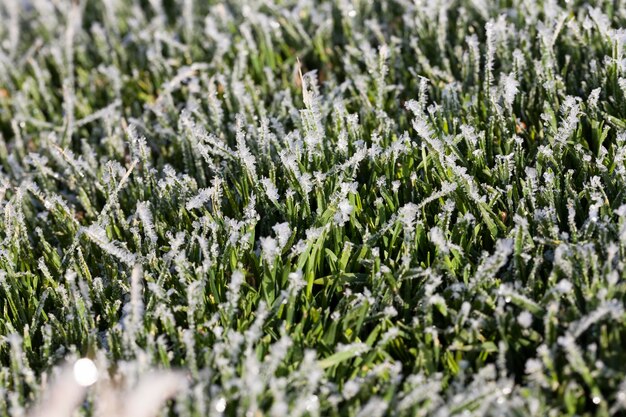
215, 397, 227, 412
73, 358, 98, 387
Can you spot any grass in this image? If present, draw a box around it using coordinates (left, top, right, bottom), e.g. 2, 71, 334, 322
1, 0, 626, 416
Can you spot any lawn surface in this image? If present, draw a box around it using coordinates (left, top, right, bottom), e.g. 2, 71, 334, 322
1, 1, 626, 416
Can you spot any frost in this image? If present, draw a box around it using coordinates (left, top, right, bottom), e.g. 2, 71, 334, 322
588, 87, 601, 108
517, 311, 533, 328
554, 97, 581, 145
334, 199, 353, 226
83, 224, 137, 267
501, 73, 519, 106
398, 203, 419, 231
136, 201, 158, 247
383, 306, 398, 318
261, 177, 280, 203
5, 1, 626, 415
342, 380, 360, 400
288, 270, 305, 293
260, 236, 280, 267
428, 227, 449, 255
556, 279, 573, 294
272, 222, 292, 249
236, 116, 257, 178
356, 397, 387, 417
